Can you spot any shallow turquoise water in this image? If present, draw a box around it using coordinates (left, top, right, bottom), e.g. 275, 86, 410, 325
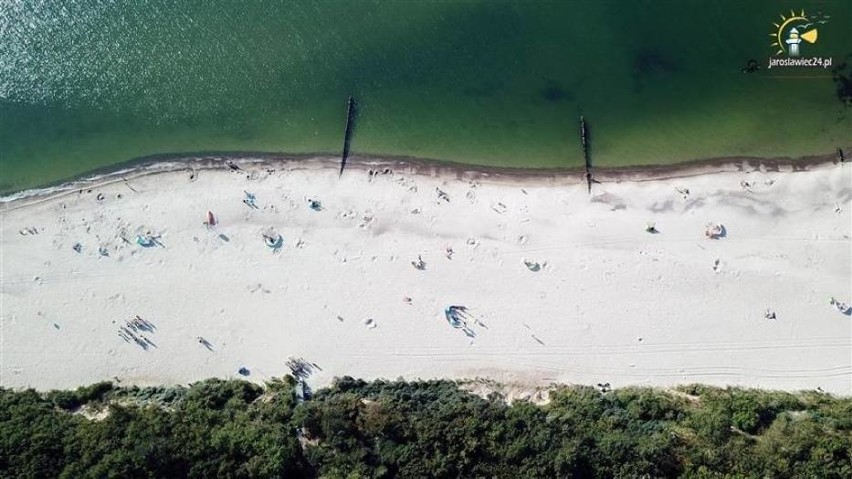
1, 0, 850, 193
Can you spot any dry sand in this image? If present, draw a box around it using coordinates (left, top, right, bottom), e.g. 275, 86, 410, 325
1, 158, 850, 393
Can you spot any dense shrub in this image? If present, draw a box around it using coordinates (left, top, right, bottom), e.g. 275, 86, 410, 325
46, 381, 114, 411
0, 380, 849, 478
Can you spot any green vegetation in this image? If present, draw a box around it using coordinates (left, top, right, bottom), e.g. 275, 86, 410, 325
1, 378, 850, 477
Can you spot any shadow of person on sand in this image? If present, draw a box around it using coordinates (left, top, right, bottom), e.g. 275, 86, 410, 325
648, 199, 675, 213
197, 337, 214, 351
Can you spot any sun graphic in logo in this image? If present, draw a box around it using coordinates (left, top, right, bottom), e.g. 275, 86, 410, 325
770, 10, 819, 56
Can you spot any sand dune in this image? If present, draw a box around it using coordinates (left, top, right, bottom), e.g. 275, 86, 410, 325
1, 159, 850, 394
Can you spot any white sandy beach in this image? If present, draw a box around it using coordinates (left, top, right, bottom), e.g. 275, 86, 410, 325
1, 159, 850, 394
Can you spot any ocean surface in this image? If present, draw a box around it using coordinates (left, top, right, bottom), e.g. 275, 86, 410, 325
1, 0, 850, 193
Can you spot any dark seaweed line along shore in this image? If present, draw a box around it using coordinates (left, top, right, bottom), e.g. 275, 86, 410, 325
3, 145, 848, 205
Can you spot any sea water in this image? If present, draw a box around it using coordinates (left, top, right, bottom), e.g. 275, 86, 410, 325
1, 0, 850, 193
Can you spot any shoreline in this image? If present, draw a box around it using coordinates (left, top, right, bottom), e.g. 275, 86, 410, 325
2, 147, 847, 208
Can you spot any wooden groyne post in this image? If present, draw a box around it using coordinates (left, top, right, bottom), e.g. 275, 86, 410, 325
339, 95, 356, 177
580, 115, 592, 194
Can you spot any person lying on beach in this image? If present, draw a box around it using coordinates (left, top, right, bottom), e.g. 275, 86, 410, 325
705, 223, 724, 239
307, 198, 322, 211
829, 297, 851, 314
262, 229, 283, 250
412, 255, 426, 270
136, 235, 158, 248
523, 259, 542, 272
243, 191, 258, 208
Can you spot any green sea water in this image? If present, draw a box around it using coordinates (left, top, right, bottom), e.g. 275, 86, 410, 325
1, 0, 850, 194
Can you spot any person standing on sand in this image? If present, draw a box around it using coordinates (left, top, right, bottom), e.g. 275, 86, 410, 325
204, 211, 216, 228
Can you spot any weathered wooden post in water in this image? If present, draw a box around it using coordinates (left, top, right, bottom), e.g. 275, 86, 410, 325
580, 115, 593, 194
339, 95, 356, 177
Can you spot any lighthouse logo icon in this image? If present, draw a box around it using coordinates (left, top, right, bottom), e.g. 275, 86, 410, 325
785, 28, 803, 57
769, 9, 826, 56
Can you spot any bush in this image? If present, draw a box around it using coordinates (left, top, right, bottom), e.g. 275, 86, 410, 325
46, 381, 115, 411
1, 381, 850, 478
